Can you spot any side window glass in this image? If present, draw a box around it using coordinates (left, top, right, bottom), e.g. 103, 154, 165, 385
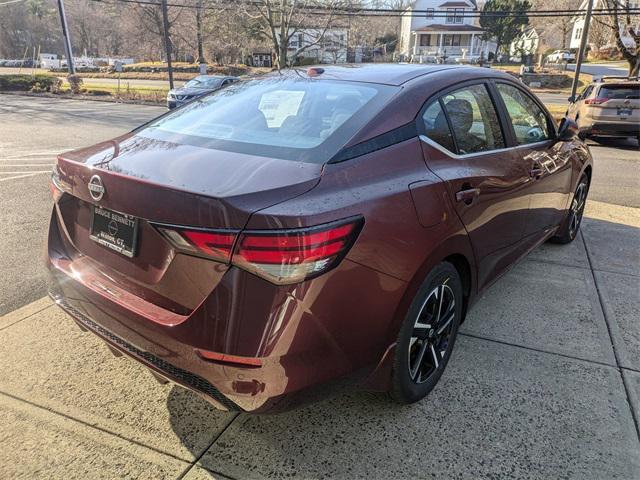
579, 86, 593, 100
496, 83, 551, 145
442, 84, 505, 154
422, 101, 455, 153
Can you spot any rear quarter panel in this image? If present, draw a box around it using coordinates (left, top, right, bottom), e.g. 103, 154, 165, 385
245, 138, 476, 351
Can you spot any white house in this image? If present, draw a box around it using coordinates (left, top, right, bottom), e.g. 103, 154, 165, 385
571, 0, 640, 49
399, 0, 496, 62
509, 27, 543, 60
285, 28, 349, 64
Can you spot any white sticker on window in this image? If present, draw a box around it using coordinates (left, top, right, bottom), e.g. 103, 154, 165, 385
259, 90, 306, 128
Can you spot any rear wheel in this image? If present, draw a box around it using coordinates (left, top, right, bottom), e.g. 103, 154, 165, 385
390, 262, 463, 404
551, 173, 589, 244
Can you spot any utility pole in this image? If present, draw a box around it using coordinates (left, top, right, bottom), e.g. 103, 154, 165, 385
56, 0, 75, 75
570, 0, 593, 101
161, 0, 174, 90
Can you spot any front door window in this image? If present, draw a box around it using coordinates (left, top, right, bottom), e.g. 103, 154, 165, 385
496, 83, 552, 144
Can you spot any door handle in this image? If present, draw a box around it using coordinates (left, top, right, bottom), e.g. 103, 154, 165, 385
455, 187, 480, 205
529, 167, 544, 178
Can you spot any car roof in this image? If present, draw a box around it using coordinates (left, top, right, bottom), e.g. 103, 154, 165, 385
284, 64, 509, 86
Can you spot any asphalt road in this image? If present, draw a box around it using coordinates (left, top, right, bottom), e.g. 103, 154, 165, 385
0, 94, 637, 316
0, 95, 164, 315
567, 61, 629, 77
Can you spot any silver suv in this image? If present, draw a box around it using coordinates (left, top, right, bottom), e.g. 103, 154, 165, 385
567, 76, 640, 144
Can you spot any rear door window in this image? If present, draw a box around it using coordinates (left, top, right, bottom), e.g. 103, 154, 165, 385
442, 84, 505, 154
496, 83, 552, 145
422, 101, 456, 153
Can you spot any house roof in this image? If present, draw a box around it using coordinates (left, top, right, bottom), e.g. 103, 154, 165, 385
415, 24, 484, 33
438, 1, 473, 7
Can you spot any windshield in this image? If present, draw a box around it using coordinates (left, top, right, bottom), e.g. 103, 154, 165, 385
140, 77, 395, 163
184, 77, 223, 89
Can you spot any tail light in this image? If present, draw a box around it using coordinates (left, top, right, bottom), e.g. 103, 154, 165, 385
585, 98, 608, 105
50, 165, 64, 202
233, 218, 363, 285
154, 217, 363, 285
156, 226, 237, 263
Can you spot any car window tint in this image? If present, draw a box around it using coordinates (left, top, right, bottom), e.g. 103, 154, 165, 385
422, 101, 455, 152
442, 84, 505, 155
579, 86, 593, 100
496, 83, 551, 145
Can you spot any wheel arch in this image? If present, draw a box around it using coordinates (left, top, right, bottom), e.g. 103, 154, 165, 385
362, 233, 477, 392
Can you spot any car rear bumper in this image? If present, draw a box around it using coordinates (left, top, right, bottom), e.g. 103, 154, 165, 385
46, 207, 407, 412
581, 121, 640, 138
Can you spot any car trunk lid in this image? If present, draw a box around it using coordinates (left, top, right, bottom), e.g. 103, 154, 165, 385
53, 132, 322, 314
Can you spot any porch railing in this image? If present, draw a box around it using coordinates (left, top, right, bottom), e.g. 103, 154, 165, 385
414, 46, 482, 57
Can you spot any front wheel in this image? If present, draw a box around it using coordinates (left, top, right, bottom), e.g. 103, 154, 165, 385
551, 173, 589, 244
390, 262, 463, 404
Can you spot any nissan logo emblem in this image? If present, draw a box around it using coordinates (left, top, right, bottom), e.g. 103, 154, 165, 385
88, 174, 105, 201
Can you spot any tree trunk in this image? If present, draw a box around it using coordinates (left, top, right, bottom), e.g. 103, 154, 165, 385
195, 4, 205, 64
279, 0, 288, 68
629, 56, 640, 77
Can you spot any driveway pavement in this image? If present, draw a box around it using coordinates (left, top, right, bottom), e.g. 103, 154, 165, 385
1, 199, 638, 479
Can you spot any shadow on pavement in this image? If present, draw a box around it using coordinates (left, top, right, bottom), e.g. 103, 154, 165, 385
587, 137, 640, 150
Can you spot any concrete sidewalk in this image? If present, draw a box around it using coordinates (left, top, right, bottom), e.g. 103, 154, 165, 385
1, 201, 639, 480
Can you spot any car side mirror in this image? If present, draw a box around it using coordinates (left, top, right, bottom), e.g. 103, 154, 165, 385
557, 117, 580, 141
567, 95, 575, 103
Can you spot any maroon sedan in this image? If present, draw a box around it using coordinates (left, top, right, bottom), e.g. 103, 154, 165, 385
47, 65, 592, 412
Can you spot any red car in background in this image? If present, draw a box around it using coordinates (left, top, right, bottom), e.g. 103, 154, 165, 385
48, 65, 592, 413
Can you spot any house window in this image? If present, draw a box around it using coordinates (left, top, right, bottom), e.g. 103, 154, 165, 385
420, 35, 432, 47
575, 27, 583, 39
426, 8, 434, 18
446, 8, 464, 24
443, 34, 462, 47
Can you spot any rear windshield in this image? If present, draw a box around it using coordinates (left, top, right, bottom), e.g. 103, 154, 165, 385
598, 85, 640, 100
139, 77, 395, 163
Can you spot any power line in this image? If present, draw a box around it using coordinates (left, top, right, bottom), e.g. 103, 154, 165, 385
0, 0, 28, 6
85, 0, 640, 18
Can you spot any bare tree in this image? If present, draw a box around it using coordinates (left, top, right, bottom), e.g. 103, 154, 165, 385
597, 0, 640, 75
529, 0, 575, 49
242, 0, 357, 69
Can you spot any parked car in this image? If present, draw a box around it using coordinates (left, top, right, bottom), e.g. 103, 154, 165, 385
546, 50, 576, 63
166, 75, 239, 109
47, 64, 592, 413
567, 76, 640, 144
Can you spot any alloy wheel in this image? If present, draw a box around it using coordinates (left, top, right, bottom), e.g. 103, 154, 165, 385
407, 283, 456, 384
569, 180, 588, 239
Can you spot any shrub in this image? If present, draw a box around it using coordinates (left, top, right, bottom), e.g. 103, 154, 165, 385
67, 74, 83, 94
0, 74, 61, 92
87, 89, 111, 96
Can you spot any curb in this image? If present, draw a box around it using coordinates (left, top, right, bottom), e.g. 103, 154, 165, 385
0, 297, 53, 331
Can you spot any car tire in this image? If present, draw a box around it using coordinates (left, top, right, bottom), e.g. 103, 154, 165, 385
390, 262, 463, 404
551, 173, 589, 244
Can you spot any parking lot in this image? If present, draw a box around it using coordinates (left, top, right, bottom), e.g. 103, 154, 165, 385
0, 93, 639, 479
